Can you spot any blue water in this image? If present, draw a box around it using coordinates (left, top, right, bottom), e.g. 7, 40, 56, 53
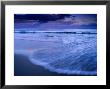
14, 30, 97, 76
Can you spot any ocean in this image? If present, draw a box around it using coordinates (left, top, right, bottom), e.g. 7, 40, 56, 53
14, 30, 97, 76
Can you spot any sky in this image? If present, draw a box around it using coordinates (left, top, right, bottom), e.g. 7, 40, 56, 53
14, 14, 97, 31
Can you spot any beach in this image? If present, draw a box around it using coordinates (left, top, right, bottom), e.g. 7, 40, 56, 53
14, 32, 97, 76
14, 54, 80, 76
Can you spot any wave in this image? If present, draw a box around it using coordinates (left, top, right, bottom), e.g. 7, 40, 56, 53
14, 33, 97, 76
15, 41, 97, 76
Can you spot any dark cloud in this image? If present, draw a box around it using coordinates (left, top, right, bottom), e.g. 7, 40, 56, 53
14, 14, 72, 23
14, 14, 97, 29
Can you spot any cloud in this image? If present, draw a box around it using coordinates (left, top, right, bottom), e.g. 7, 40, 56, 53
14, 14, 97, 30
62, 15, 96, 25
38, 15, 96, 28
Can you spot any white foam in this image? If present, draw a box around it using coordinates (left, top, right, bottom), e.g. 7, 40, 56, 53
14, 32, 97, 76
29, 58, 96, 75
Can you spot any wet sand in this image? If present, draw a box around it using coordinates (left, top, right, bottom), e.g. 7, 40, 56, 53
14, 33, 96, 76
14, 54, 71, 76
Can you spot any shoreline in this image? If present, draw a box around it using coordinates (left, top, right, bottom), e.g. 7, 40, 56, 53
14, 54, 72, 76
14, 53, 96, 76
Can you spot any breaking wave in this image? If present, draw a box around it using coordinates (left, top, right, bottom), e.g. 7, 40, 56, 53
27, 41, 97, 76
14, 33, 97, 76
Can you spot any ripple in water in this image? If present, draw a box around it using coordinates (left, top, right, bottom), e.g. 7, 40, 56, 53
29, 42, 97, 76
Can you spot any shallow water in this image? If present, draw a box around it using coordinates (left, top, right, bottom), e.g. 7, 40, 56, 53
14, 31, 97, 76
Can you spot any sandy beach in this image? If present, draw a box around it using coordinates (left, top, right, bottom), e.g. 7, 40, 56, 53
14, 32, 97, 76
14, 54, 81, 76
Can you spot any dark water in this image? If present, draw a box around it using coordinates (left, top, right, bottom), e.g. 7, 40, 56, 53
14, 54, 94, 76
